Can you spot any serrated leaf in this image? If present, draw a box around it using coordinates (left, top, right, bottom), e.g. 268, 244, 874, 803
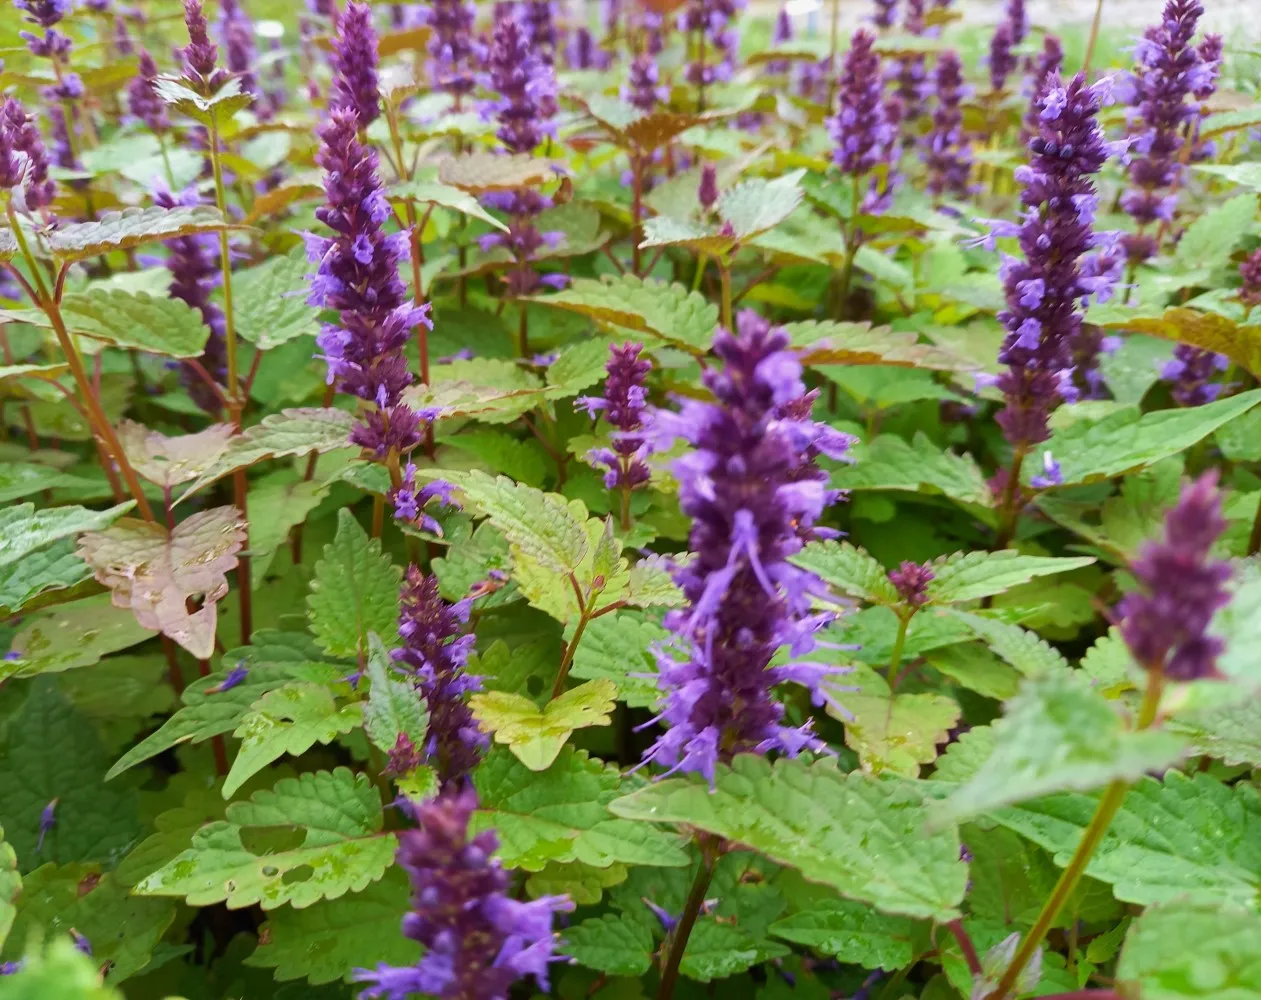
1170, 699, 1261, 767
363, 633, 428, 756
840, 685, 961, 777
934, 673, 1186, 826
114, 786, 227, 889
924, 551, 1096, 605
717, 170, 806, 239
526, 860, 628, 905
53, 289, 212, 358
1108, 308, 1261, 380
610, 755, 967, 920
1038, 389, 1261, 488
788, 320, 974, 372
0, 463, 95, 504
437, 152, 555, 192
307, 510, 402, 658
0, 827, 19, 950
2, 865, 176, 983
841, 433, 994, 510
790, 541, 900, 605
152, 74, 253, 124
1117, 901, 1261, 1000
769, 899, 919, 970
177, 408, 357, 500
77, 506, 246, 660
392, 180, 509, 231
0, 680, 141, 872
48, 205, 237, 262
246, 868, 420, 984
923, 644, 1022, 700
225, 683, 364, 797
233, 247, 321, 349
117, 421, 235, 488
0, 540, 92, 616
1176, 193, 1258, 269
244, 475, 328, 572
471, 678, 616, 771
945, 609, 1070, 677
680, 919, 787, 981
991, 770, 1261, 908
4, 596, 152, 680
624, 555, 682, 608
106, 632, 343, 779
473, 747, 689, 871
562, 914, 656, 977
136, 768, 394, 909
0, 937, 125, 999
533, 274, 718, 355
639, 215, 736, 254
569, 611, 666, 708
0, 502, 133, 570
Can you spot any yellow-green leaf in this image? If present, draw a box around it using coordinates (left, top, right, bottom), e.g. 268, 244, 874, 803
471, 678, 617, 770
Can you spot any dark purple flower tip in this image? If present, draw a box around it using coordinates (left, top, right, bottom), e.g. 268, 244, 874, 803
182, 0, 225, 89
872, 0, 897, 28
0, 97, 56, 211
923, 49, 972, 197
698, 163, 719, 210
829, 28, 900, 197
988, 20, 1017, 92
382, 732, 425, 777
331, 1, 381, 127
1240, 248, 1261, 309
1117, 471, 1232, 682
127, 49, 170, 132
887, 560, 934, 607
15, 0, 71, 29
206, 662, 249, 694
484, 7, 557, 155
623, 53, 666, 112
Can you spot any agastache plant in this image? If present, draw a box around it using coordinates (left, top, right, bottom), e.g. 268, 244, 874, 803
577, 342, 654, 528
923, 49, 972, 197
895, 0, 930, 122
330, 1, 382, 127
678, 0, 744, 108
424, 0, 481, 106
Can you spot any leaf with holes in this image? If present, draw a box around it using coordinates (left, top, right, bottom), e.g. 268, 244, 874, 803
135, 769, 395, 909
224, 683, 364, 797
3, 596, 152, 680
307, 510, 402, 658
48, 205, 238, 262
471, 679, 616, 771
610, 755, 967, 921
77, 506, 246, 659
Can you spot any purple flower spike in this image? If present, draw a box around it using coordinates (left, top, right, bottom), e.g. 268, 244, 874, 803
1022, 35, 1064, 137
424, 0, 480, 103
15, 0, 70, 28
830, 30, 900, 212
872, 0, 897, 28
484, 8, 557, 155
522, 0, 559, 64
679, 0, 743, 88
1006, 0, 1028, 43
639, 311, 855, 785
894, 0, 930, 120
0, 97, 56, 211
988, 20, 1018, 93
1118, 0, 1220, 262
623, 53, 666, 112
567, 27, 611, 70
1240, 249, 1261, 311
888, 561, 934, 607
577, 343, 654, 495
352, 789, 573, 1000
127, 50, 170, 133
393, 569, 485, 788
220, 0, 260, 106
992, 73, 1120, 451
330, 1, 382, 127
1117, 472, 1231, 681
182, 0, 227, 91
1161, 344, 1228, 406
923, 50, 972, 197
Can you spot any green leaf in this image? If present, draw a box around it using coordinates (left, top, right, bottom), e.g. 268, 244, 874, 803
923, 644, 1022, 700
105, 631, 344, 778
717, 170, 806, 240
526, 861, 628, 905
135, 768, 395, 910
2, 865, 176, 983
224, 683, 364, 797
609, 755, 967, 921
233, 248, 321, 349
437, 152, 555, 192
790, 541, 900, 605
247, 869, 420, 985
3, 596, 152, 680
1039, 389, 1261, 488
838, 677, 961, 778
473, 747, 689, 871
769, 899, 920, 970
924, 551, 1096, 605
307, 510, 402, 658
562, 915, 656, 977
944, 609, 1070, 677
114, 787, 227, 888
54, 289, 212, 358
152, 74, 253, 126
48, 204, 237, 262
788, 321, 974, 372
639, 215, 735, 255
392, 180, 509, 232
0, 502, 133, 570
1107, 308, 1261, 381
1176, 193, 1258, 269
569, 611, 666, 708
991, 771, 1261, 908
0, 463, 95, 504
470, 679, 616, 771
0, 680, 141, 872
934, 672, 1187, 826
533, 274, 718, 356
1193, 162, 1261, 190
177, 408, 358, 501
0, 828, 19, 951
0, 937, 124, 1000
1170, 698, 1261, 768
680, 919, 787, 981
1117, 901, 1261, 1000
362, 633, 428, 756
841, 433, 994, 510
0, 540, 92, 616
244, 475, 328, 573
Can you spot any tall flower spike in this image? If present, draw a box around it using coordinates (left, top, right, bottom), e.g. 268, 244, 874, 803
829, 30, 900, 212
872, 0, 897, 28
393, 568, 485, 787
923, 50, 972, 197
576, 343, 654, 500
640, 311, 856, 784
989, 73, 1122, 451
623, 53, 666, 112
567, 27, 610, 70
424, 0, 480, 103
988, 20, 1017, 93
182, 0, 227, 91
1240, 248, 1261, 312
678, 0, 743, 89
1117, 472, 1231, 681
330, 1, 381, 127
153, 184, 228, 414
484, 10, 556, 155
1117, 0, 1218, 262
0, 97, 55, 212
1005, 0, 1028, 43
1021, 34, 1064, 137
352, 789, 573, 1000
894, 0, 930, 121
127, 50, 170, 133
522, 0, 559, 64
306, 107, 430, 456
220, 0, 261, 105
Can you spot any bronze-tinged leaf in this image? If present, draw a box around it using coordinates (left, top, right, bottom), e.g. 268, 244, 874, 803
1099, 307, 1261, 380
76, 506, 247, 659
47, 205, 243, 263
787, 320, 976, 372
437, 153, 556, 193
117, 421, 237, 489
246, 180, 323, 223
377, 24, 432, 56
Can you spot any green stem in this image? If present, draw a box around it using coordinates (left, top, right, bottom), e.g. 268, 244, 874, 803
886, 613, 912, 689
1081, 0, 1107, 75
206, 125, 238, 404
657, 838, 719, 1000
718, 259, 733, 331
1248, 493, 1261, 556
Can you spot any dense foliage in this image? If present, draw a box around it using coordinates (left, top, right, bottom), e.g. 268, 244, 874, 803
1, 0, 1261, 998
